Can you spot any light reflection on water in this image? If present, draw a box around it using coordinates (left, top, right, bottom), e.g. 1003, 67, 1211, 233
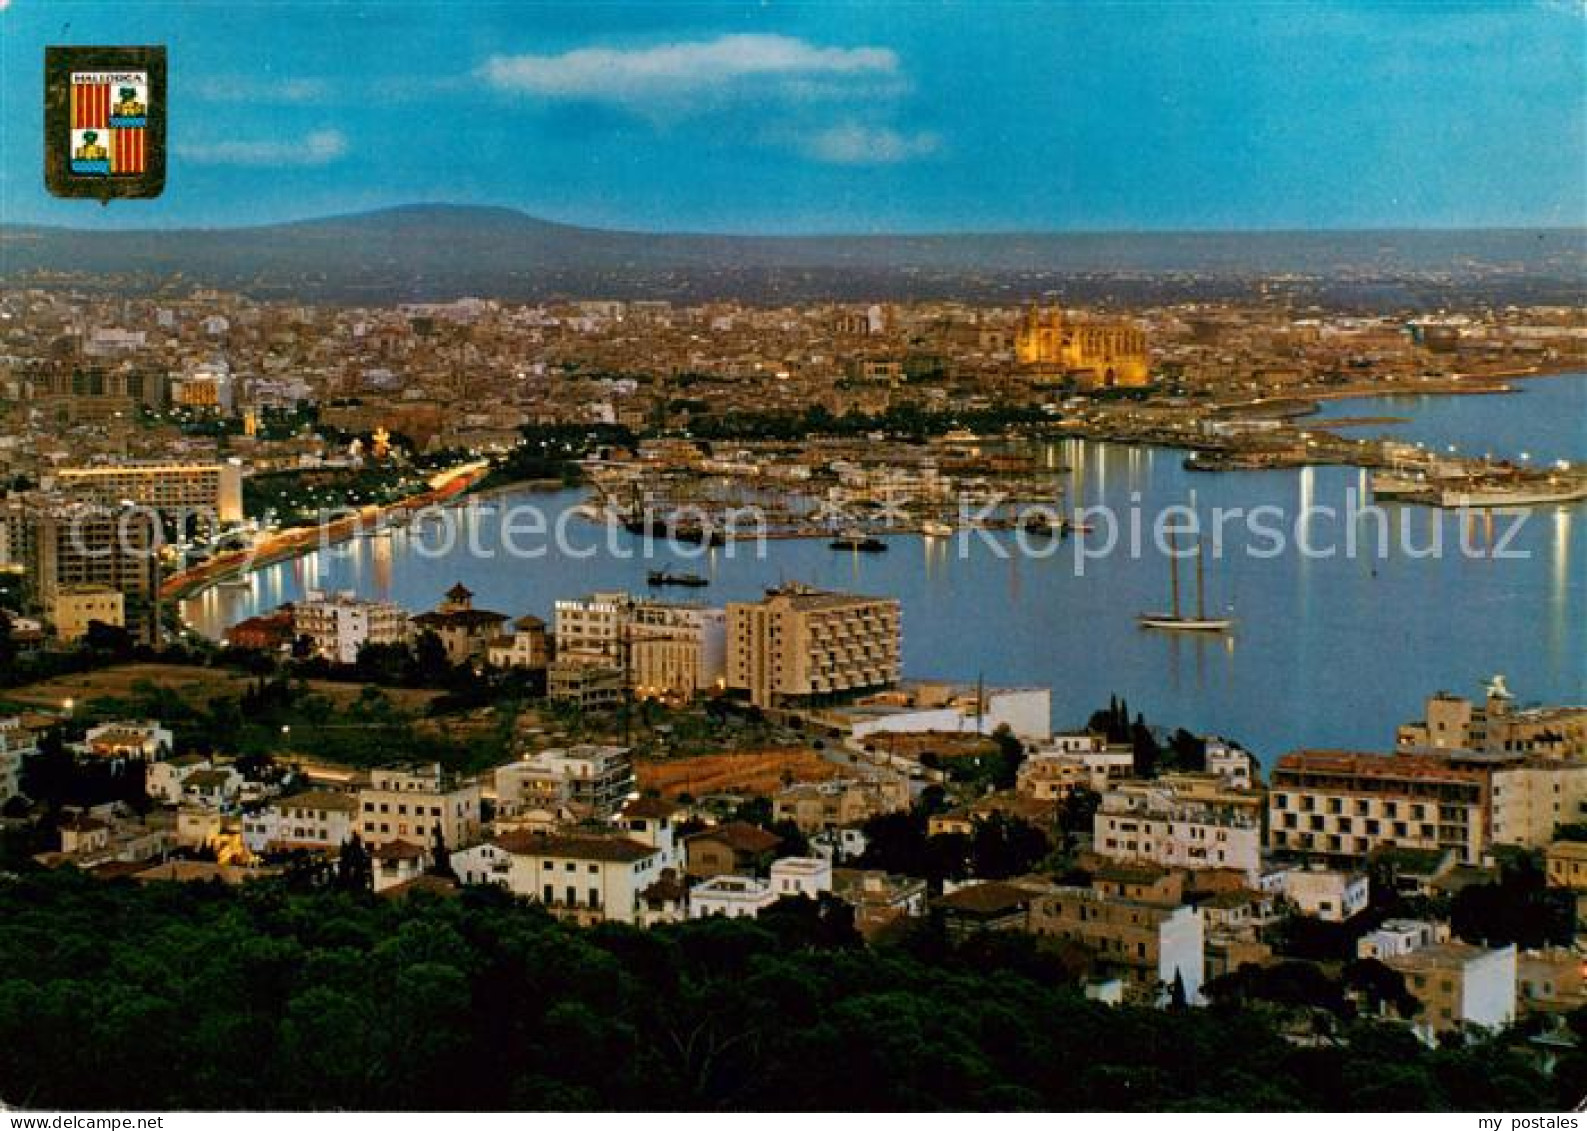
186, 388, 1586, 765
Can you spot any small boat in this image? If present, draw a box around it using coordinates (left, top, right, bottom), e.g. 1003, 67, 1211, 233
216, 576, 254, 592
647, 569, 709, 588
830, 531, 888, 552
921, 520, 954, 538
1020, 512, 1061, 536
1138, 531, 1232, 633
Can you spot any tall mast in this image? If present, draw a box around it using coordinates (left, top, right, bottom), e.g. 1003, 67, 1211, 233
1168, 529, 1181, 620
1195, 536, 1206, 621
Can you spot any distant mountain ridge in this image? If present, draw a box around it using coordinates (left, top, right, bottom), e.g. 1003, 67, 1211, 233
2, 203, 1582, 306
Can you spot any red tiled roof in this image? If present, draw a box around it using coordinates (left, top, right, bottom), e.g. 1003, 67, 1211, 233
494, 830, 655, 863
684, 821, 781, 854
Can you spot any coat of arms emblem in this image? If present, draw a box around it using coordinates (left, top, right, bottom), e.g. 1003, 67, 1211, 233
45, 46, 166, 200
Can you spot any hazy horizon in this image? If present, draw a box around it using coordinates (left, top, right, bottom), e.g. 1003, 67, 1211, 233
3, 1, 1584, 234
6, 199, 1587, 238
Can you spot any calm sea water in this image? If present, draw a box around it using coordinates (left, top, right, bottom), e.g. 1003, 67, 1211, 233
185, 376, 1587, 764
1307, 373, 1587, 466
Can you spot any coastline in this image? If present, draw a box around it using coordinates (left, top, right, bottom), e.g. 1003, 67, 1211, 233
161, 460, 492, 604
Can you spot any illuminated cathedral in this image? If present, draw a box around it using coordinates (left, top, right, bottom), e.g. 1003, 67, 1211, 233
1015, 304, 1150, 388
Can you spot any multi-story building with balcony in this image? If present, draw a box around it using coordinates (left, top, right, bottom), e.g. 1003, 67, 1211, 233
552, 591, 725, 700
54, 460, 244, 524
1093, 774, 1264, 882
357, 763, 482, 851
1270, 749, 1587, 864
294, 589, 411, 666
726, 583, 901, 708
494, 745, 635, 821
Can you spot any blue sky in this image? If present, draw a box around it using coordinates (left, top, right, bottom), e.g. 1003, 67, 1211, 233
1, 0, 1584, 232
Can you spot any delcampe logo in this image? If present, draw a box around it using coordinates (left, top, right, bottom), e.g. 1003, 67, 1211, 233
44, 45, 166, 201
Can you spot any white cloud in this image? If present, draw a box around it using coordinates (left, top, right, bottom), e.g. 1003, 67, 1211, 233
800, 123, 940, 165
177, 129, 347, 167
479, 34, 901, 105
192, 76, 331, 104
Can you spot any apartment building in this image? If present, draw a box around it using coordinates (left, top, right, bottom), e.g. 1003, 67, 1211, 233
1093, 775, 1264, 882
1268, 751, 1491, 863
552, 592, 726, 700
357, 763, 482, 850
726, 583, 901, 708
487, 615, 549, 671
1271, 749, 1587, 864
546, 660, 624, 710
1028, 886, 1205, 1005
54, 460, 244, 524
294, 589, 411, 666
243, 790, 359, 855
27, 503, 162, 645
494, 745, 635, 820
1488, 758, 1587, 847
1018, 741, 1137, 800
1398, 680, 1587, 759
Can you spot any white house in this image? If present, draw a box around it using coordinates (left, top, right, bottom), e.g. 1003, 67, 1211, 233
689, 875, 777, 919
147, 755, 212, 804
616, 796, 682, 868
1272, 865, 1371, 922
1356, 918, 1449, 960
768, 856, 833, 899
488, 830, 663, 925
0, 717, 37, 806
242, 790, 359, 855
81, 721, 173, 761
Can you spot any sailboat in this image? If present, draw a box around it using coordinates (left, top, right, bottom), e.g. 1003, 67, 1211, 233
1137, 531, 1233, 632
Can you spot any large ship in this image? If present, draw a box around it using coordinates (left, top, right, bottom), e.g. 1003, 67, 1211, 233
1430, 479, 1587, 508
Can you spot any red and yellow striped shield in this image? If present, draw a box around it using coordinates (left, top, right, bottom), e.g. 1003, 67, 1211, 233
112, 128, 146, 174
71, 82, 111, 129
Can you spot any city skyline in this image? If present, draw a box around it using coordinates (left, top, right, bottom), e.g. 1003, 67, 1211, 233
2, 0, 1584, 233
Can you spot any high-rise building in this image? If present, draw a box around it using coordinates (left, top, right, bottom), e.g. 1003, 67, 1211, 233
726, 583, 901, 708
55, 460, 244, 524
27, 503, 162, 645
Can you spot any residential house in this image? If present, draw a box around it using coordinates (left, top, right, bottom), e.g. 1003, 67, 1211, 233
487, 829, 664, 926
357, 763, 482, 850
1029, 886, 1206, 1005
1386, 942, 1517, 1042
832, 868, 927, 938
934, 881, 1037, 941
689, 875, 777, 919
243, 790, 359, 855
684, 821, 782, 879
495, 745, 634, 821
